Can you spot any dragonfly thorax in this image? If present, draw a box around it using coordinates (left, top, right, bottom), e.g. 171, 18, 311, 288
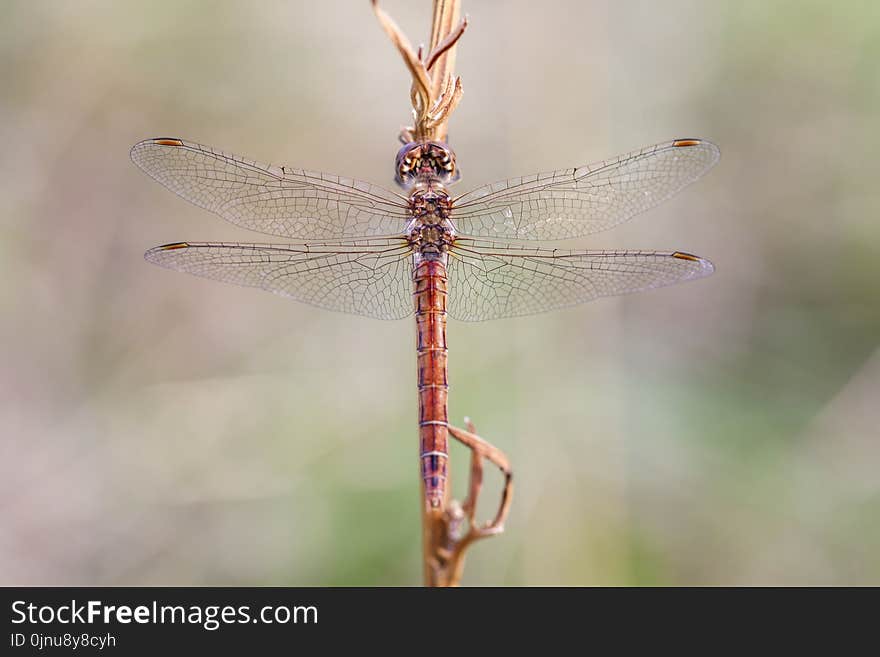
409, 187, 452, 220
407, 185, 456, 259
407, 202, 456, 259
408, 220, 455, 254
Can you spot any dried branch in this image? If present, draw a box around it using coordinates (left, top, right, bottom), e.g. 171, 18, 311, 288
425, 418, 514, 587
425, 14, 468, 73
371, 0, 432, 123
372, 0, 467, 142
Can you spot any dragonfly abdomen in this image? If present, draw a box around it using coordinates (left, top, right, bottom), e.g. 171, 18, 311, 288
413, 258, 449, 509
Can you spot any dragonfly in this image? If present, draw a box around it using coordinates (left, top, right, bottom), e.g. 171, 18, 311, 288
132, 135, 719, 510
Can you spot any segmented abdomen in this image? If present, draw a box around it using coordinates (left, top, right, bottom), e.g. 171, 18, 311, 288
413, 258, 449, 509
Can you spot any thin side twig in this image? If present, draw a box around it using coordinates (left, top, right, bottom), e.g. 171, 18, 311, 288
427, 418, 514, 587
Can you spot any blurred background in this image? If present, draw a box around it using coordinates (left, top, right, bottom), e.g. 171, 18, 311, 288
2, 0, 878, 585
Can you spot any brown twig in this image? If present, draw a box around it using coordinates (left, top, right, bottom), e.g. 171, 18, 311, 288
372, 0, 467, 143
427, 418, 514, 587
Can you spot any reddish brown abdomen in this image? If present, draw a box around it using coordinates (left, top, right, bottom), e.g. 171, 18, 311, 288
413, 259, 449, 509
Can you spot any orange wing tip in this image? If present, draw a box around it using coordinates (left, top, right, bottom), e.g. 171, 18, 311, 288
153, 138, 184, 147
672, 251, 702, 262
672, 138, 702, 148
158, 242, 190, 250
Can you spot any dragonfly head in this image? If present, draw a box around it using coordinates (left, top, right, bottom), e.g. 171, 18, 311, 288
395, 141, 460, 188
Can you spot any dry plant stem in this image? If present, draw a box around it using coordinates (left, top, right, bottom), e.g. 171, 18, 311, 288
371, 0, 466, 143
427, 419, 514, 587
371, 0, 432, 117
456, 418, 513, 533
425, 0, 463, 142
372, 0, 512, 587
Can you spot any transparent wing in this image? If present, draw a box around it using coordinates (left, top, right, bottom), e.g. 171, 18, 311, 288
131, 138, 410, 240
145, 239, 415, 320
447, 239, 713, 321
452, 138, 719, 241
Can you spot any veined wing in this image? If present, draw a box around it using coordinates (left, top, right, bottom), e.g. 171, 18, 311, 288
131, 138, 410, 240
145, 239, 414, 320
452, 138, 719, 241
447, 238, 713, 321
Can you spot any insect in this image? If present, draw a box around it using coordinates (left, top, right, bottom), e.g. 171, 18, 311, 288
132, 135, 718, 510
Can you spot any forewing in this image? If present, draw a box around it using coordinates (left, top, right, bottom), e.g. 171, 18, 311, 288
145, 239, 414, 320
131, 138, 409, 239
447, 239, 713, 321
452, 138, 719, 241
